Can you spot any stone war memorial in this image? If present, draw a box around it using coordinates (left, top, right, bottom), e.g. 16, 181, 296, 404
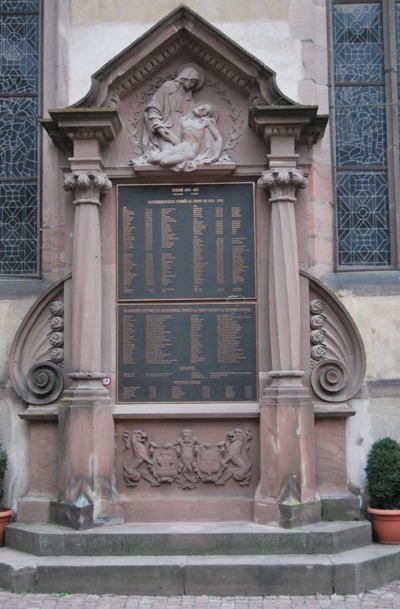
3, 4, 394, 596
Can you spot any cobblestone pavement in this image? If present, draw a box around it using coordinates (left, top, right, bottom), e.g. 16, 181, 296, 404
1, 581, 400, 609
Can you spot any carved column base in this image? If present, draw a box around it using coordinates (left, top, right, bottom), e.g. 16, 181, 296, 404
279, 501, 321, 529
254, 376, 321, 528
254, 493, 321, 529
51, 382, 123, 530
50, 500, 124, 530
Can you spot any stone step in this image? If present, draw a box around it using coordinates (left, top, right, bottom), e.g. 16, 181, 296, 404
5, 520, 372, 556
1, 543, 400, 595
1, 520, 399, 596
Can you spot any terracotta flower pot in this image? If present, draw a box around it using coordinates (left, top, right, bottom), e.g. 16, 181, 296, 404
0, 508, 12, 546
367, 506, 400, 544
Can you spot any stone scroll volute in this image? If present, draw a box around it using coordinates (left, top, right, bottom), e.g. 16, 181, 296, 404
303, 272, 366, 403
9, 276, 71, 405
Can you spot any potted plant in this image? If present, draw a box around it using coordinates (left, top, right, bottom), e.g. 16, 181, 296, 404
365, 436, 400, 544
0, 443, 12, 546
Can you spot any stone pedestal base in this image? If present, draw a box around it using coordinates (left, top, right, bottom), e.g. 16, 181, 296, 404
51, 381, 123, 530
50, 499, 124, 530
279, 501, 321, 528
254, 489, 321, 528
50, 501, 95, 530
254, 377, 320, 528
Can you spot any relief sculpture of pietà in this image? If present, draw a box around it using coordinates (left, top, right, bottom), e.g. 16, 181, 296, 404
129, 64, 225, 172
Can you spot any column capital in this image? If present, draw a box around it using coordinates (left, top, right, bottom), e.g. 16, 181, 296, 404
258, 169, 307, 202
63, 174, 112, 205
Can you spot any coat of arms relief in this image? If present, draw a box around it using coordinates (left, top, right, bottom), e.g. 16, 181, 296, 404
123, 427, 253, 489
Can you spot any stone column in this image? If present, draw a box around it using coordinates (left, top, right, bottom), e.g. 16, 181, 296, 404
254, 156, 320, 528
50, 172, 123, 529
63, 173, 110, 377
45, 111, 123, 529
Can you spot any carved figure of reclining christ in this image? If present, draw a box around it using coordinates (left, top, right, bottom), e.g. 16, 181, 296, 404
147, 104, 223, 172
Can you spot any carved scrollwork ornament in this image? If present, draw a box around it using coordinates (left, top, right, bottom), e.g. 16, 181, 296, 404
63, 174, 112, 205
8, 276, 70, 406
311, 359, 349, 402
258, 170, 307, 202
26, 362, 64, 405
50, 301, 64, 316
311, 329, 325, 344
304, 271, 366, 403
49, 332, 64, 347
50, 316, 64, 332
310, 314, 325, 329
311, 344, 326, 360
310, 299, 324, 315
49, 348, 64, 364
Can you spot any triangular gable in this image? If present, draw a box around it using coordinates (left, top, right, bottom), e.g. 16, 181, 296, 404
74, 4, 295, 110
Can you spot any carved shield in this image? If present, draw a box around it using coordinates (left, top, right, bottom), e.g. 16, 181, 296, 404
150, 447, 180, 483
195, 445, 224, 482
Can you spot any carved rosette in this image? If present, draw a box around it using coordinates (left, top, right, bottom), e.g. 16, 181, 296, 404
258, 170, 308, 202
49, 301, 64, 367
304, 276, 366, 403
63, 174, 112, 205
122, 428, 253, 489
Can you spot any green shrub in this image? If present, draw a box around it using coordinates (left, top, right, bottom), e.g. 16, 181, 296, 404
365, 437, 400, 509
0, 445, 7, 504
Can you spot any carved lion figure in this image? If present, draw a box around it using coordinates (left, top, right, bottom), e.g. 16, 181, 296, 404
216, 428, 252, 486
123, 429, 160, 487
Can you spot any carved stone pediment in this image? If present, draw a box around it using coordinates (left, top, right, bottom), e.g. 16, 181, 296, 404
43, 5, 328, 170
75, 6, 291, 111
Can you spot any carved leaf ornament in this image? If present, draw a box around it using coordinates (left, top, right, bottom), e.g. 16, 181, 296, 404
258, 170, 308, 201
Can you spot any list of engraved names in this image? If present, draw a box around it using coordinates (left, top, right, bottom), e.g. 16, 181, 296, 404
118, 304, 257, 403
117, 183, 257, 403
118, 183, 255, 301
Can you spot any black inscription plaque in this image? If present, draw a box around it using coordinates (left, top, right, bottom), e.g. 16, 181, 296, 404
118, 303, 257, 403
118, 183, 255, 301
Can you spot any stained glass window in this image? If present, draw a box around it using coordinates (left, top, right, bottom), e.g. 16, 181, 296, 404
0, 0, 39, 275
332, 3, 391, 268
336, 172, 390, 266
396, 4, 400, 149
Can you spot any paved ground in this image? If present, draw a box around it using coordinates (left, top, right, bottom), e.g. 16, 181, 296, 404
1, 580, 400, 609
